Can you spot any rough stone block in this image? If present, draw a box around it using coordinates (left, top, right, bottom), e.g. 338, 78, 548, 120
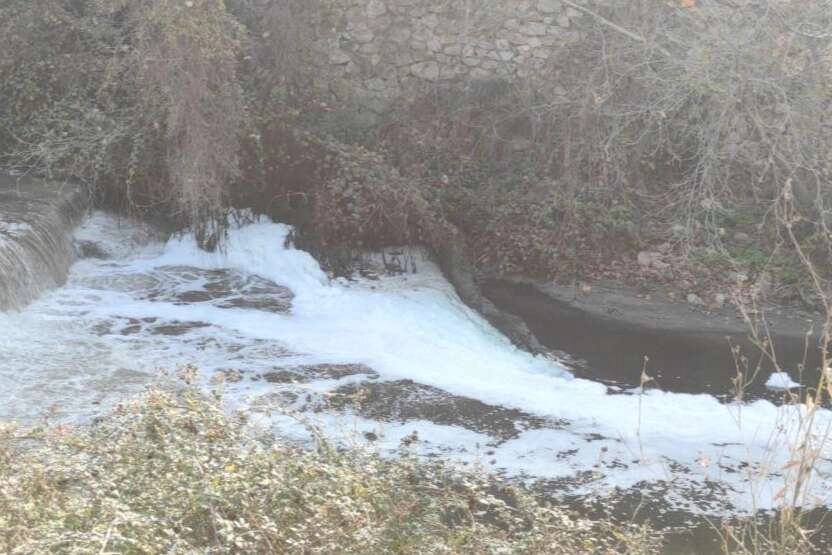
537, 0, 562, 13
410, 60, 440, 80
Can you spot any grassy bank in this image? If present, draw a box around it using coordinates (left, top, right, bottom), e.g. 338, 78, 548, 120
0, 377, 659, 554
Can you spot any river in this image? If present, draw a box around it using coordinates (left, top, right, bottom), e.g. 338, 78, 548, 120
2, 210, 831, 539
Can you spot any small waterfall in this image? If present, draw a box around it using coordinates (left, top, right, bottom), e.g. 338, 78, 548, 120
0, 173, 87, 310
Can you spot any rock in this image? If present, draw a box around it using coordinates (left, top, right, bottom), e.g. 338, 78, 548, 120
75, 239, 108, 259
352, 28, 375, 44
729, 272, 749, 283
439, 64, 466, 79
390, 27, 412, 44
654, 260, 671, 272
420, 13, 439, 28
714, 293, 726, 307
637, 251, 656, 268
366, 0, 387, 17
687, 293, 705, 306
365, 78, 386, 92
671, 223, 686, 236
537, 0, 561, 13
212, 368, 243, 384
263, 364, 378, 384
510, 138, 533, 152
358, 42, 379, 54
733, 232, 752, 247
410, 61, 440, 80
327, 380, 554, 440
637, 251, 666, 270
434, 234, 545, 354
520, 22, 549, 36
329, 50, 351, 65
263, 370, 307, 384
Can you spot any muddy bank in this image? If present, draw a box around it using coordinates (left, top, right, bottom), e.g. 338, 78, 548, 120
483, 277, 823, 400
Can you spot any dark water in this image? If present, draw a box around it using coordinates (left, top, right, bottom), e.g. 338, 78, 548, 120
483, 280, 822, 403
484, 280, 832, 553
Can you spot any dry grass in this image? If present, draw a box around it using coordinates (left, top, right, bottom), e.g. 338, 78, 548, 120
0, 373, 659, 554
720, 176, 832, 554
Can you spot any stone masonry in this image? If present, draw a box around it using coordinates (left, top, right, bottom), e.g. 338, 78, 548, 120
310, 0, 588, 103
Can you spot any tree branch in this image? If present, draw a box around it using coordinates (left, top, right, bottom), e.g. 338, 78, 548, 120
561, 0, 672, 57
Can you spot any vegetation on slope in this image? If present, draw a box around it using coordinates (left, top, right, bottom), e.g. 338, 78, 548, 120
1, 1, 831, 304
0, 0, 247, 246
366, 1, 832, 304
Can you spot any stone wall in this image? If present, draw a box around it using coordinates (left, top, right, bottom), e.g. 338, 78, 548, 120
310, 0, 589, 104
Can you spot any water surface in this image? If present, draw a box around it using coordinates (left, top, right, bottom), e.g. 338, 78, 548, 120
1, 211, 830, 522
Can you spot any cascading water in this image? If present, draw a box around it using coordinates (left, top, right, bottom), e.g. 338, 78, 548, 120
0, 173, 87, 310
1, 204, 831, 521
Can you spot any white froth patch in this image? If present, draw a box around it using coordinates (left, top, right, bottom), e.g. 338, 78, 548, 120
0, 221, 32, 236
1, 211, 831, 516
72, 211, 164, 259
158, 219, 329, 295
765, 372, 801, 390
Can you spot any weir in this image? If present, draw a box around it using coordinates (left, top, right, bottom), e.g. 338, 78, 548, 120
0, 173, 87, 310
0, 209, 830, 519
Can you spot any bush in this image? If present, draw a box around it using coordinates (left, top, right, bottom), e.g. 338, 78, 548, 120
0, 376, 659, 554
0, 0, 248, 246
369, 1, 832, 283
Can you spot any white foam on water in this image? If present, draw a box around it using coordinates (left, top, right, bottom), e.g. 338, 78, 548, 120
766, 371, 801, 391
0, 221, 32, 236
1, 211, 831, 515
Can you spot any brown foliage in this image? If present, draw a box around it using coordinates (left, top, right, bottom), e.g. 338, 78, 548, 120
365, 0, 832, 285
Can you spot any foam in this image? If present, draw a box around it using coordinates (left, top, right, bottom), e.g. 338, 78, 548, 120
1, 211, 830, 515
766, 371, 801, 390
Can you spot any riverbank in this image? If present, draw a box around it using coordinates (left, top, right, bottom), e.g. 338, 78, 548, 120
0, 382, 660, 554
489, 276, 819, 337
